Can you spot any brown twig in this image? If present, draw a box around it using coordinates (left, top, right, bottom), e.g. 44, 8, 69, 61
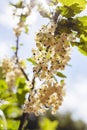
15, 36, 29, 81
31, 76, 35, 90
15, 36, 19, 63
14, 36, 30, 130
18, 113, 29, 130
20, 66, 29, 81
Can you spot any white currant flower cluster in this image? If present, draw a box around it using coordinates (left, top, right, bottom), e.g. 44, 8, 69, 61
1, 58, 24, 89
24, 78, 65, 115
24, 21, 71, 115
32, 22, 70, 79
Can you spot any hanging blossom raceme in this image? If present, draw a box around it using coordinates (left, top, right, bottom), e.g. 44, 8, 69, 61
1, 57, 25, 89
24, 78, 65, 115
24, 21, 71, 115
32, 22, 71, 79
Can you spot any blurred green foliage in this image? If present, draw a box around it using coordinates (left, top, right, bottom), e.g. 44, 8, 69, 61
0, 77, 29, 130
45, 111, 87, 130
39, 117, 58, 130
23, 111, 87, 130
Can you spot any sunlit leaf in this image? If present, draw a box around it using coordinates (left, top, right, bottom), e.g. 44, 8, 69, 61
20, 43, 24, 46
60, 3, 84, 18
78, 16, 87, 27
0, 67, 5, 79
80, 34, 87, 42
60, 6, 75, 18
59, 0, 86, 11
78, 47, 87, 56
51, 0, 59, 5
11, 46, 16, 51
21, 15, 26, 22
56, 72, 67, 78
16, 90, 27, 105
39, 118, 58, 130
16, 77, 26, 86
5, 94, 17, 103
24, 25, 29, 34
10, 1, 24, 8
16, 77, 29, 105
0, 80, 8, 91
7, 119, 20, 130
5, 106, 22, 118
27, 58, 37, 65
76, 34, 87, 56
60, 79, 64, 84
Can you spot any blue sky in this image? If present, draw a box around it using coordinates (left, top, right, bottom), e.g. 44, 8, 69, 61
0, 0, 87, 123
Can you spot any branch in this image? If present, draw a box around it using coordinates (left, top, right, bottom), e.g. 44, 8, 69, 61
14, 36, 30, 130
31, 76, 35, 90
15, 36, 19, 63
15, 32, 36, 130
19, 76, 36, 130
20, 66, 29, 81
18, 113, 29, 130
15, 36, 29, 81
14, 36, 37, 130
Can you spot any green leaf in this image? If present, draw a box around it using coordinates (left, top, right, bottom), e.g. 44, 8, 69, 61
6, 94, 17, 103
0, 113, 7, 130
78, 16, 87, 27
20, 43, 23, 46
27, 58, 37, 65
11, 46, 16, 51
16, 87, 29, 105
50, 0, 59, 4
16, 77, 26, 86
0, 80, 8, 91
78, 47, 87, 56
80, 34, 87, 42
60, 79, 64, 84
21, 15, 26, 22
4, 106, 22, 118
56, 72, 67, 78
77, 34, 87, 56
60, 3, 84, 18
0, 67, 5, 80
10, 1, 24, 8
39, 118, 58, 130
24, 25, 29, 34
59, 0, 86, 11
55, 18, 78, 35
16, 77, 29, 92
60, 6, 75, 18
16, 77, 29, 105
7, 119, 20, 130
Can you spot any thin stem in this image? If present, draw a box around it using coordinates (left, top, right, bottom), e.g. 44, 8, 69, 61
15, 35, 36, 130
15, 36, 29, 81
20, 66, 29, 81
18, 76, 35, 130
31, 76, 35, 90
14, 35, 36, 130
18, 113, 28, 130
15, 36, 30, 130
15, 36, 19, 63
